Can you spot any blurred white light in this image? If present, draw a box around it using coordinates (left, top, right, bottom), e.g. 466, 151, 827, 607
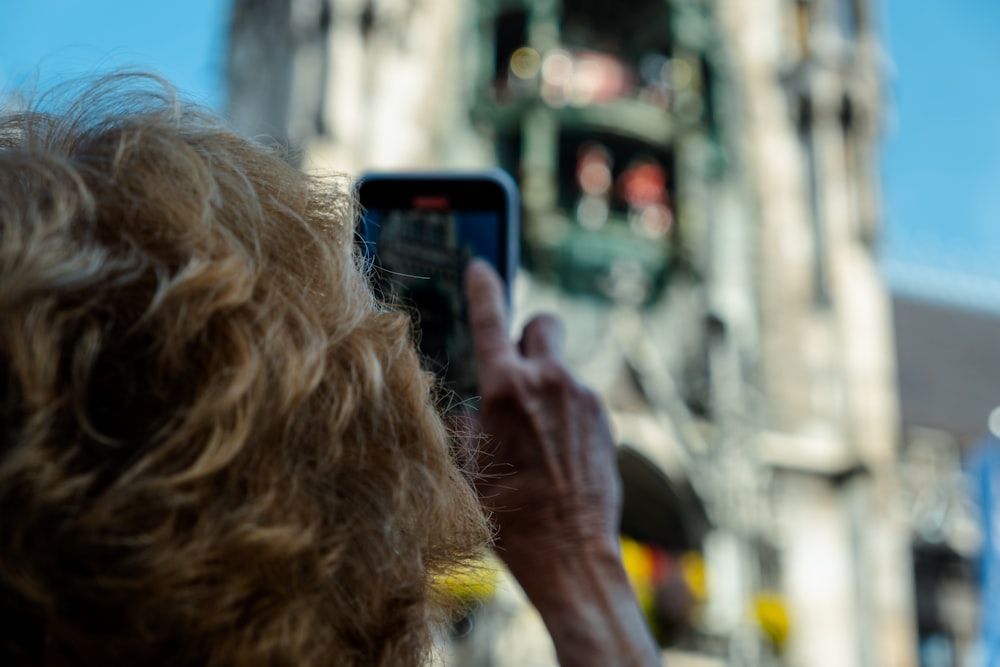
577, 195, 609, 229
988, 405, 1000, 438
541, 50, 572, 85
578, 146, 613, 195
541, 49, 572, 107
569, 59, 603, 106
632, 203, 674, 238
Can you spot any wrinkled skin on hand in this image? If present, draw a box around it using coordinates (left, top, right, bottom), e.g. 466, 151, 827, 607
460, 260, 662, 667
463, 260, 622, 569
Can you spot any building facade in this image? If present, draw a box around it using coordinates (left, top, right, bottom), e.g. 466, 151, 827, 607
227, 1, 917, 664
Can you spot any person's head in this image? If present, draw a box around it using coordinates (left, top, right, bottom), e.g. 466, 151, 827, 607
0, 73, 487, 666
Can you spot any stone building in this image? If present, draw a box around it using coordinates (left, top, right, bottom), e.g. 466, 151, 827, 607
713, 1, 916, 665
226, 1, 917, 664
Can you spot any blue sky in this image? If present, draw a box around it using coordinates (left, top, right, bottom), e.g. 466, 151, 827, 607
0, 0, 229, 107
881, 0, 1000, 309
3, 0, 999, 310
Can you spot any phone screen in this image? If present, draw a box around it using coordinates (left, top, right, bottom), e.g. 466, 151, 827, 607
356, 172, 518, 403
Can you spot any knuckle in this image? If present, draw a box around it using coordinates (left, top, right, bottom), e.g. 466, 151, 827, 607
525, 313, 560, 336
479, 359, 521, 399
533, 361, 602, 408
534, 359, 574, 389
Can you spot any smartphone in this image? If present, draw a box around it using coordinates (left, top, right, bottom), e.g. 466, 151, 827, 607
355, 170, 519, 403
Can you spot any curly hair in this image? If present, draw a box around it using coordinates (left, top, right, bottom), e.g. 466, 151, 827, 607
0, 73, 488, 667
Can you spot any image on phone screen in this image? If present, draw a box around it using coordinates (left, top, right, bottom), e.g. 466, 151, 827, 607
358, 183, 513, 403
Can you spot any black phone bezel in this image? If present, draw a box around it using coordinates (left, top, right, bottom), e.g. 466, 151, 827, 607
355, 172, 517, 287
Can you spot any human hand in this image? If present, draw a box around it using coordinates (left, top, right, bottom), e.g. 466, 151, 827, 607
463, 260, 661, 667
463, 259, 622, 572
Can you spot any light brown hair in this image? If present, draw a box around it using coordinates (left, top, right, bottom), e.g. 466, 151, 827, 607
0, 73, 487, 666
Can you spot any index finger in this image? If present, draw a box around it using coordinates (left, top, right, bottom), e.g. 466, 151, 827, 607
465, 258, 516, 367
